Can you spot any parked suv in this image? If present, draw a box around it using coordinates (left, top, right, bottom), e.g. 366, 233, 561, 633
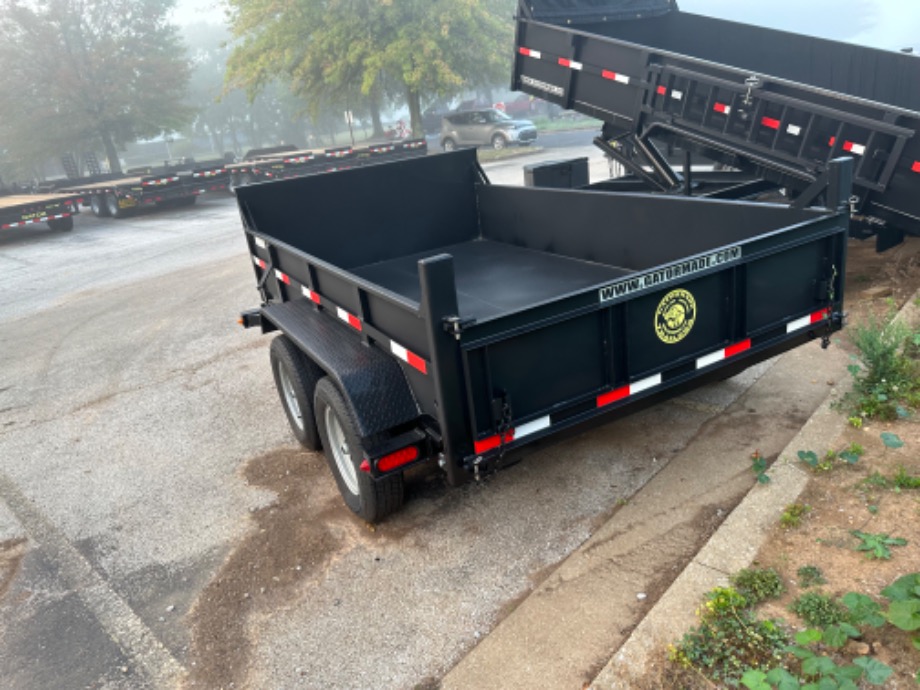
440, 108, 538, 151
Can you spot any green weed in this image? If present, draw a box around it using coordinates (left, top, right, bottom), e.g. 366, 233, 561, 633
780, 503, 810, 529
852, 530, 908, 559
789, 591, 850, 627
731, 568, 785, 606
796, 565, 826, 589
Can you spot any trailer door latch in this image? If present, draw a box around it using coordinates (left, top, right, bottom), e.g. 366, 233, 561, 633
442, 315, 476, 339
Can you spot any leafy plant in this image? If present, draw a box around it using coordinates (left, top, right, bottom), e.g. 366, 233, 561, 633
732, 568, 785, 606
881, 573, 920, 651
790, 592, 850, 627
669, 586, 789, 686
796, 449, 835, 471
752, 450, 771, 484
780, 503, 810, 529
796, 565, 827, 589
851, 530, 907, 560
893, 465, 920, 490
837, 314, 920, 420
837, 442, 864, 465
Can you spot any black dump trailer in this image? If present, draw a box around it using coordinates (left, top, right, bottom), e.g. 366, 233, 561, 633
512, 0, 920, 250
238, 150, 852, 521
0, 192, 80, 233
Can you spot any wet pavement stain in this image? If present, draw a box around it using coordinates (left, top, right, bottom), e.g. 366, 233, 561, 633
0, 538, 27, 602
184, 448, 349, 689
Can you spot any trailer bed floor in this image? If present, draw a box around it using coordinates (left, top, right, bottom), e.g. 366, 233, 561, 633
352, 239, 632, 321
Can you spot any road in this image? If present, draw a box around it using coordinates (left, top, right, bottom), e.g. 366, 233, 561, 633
0, 147, 839, 689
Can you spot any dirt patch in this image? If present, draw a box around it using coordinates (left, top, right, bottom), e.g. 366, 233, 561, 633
845, 236, 920, 325
183, 448, 354, 689
0, 537, 27, 602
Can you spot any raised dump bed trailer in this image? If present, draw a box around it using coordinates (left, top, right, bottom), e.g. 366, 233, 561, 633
0, 193, 80, 233
227, 139, 428, 192
58, 159, 229, 219
237, 149, 852, 521
512, 0, 920, 250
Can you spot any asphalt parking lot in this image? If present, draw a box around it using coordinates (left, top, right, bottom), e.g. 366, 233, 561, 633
0, 150, 842, 688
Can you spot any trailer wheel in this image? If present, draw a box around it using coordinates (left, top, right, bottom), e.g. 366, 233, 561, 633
105, 192, 128, 219
270, 335, 323, 451
90, 194, 110, 218
47, 216, 74, 232
314, 378, 404, 523
491, 133, 508, 150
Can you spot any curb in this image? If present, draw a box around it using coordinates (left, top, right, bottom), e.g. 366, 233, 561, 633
589, 288, 920, 689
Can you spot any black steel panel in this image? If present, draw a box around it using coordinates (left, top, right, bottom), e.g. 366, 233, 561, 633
466, 312, 607, 433
260, 300, 422, 439
520, 0, 675, 23
746, 238, 830, 331
236, 150, 480, 270
625, 272, 728, 376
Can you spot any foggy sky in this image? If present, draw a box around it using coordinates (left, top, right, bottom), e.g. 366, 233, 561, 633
171, 0, 919, 52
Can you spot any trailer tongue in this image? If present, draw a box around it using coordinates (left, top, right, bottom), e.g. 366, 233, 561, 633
238, 150, 852, 521
513, 0, 920, 251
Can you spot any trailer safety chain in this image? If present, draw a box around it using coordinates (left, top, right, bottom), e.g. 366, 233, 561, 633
496, 398, 513, 460
821, 264, 839, 350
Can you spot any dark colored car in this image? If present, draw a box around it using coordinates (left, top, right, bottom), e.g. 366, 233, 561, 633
440, 108, 538, 151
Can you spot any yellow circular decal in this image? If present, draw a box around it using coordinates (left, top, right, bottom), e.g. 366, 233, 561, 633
655, 289, 697, 344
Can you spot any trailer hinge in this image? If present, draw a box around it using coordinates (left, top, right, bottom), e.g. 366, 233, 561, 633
492, 392, 513, 461
820, 264, 839, 350
442, 315, 476, 340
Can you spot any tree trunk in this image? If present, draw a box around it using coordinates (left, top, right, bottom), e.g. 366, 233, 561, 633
406, 88, 423, 139
369, 84, 384, 138
99, 129, 122, 174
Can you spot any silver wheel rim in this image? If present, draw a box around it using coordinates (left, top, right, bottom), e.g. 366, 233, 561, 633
493, 136, 505, 150
325, 406, 359, 495
278, 364, 304, 431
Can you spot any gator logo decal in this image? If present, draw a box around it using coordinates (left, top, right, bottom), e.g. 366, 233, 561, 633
655, 289, 696, 344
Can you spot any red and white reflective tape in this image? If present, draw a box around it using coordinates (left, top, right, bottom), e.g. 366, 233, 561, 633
404, 140, 426, 149
518, 46, 541, 59
253, 237, 267, 249
283, 156, 314, 164
713, 102, 731, 115
192, 169, 225, 178
371, 146, 395, 153
787, 124, 802, 136
251, 255, 267, 270
300, 285, 321, 304
912, 161, 920, 174
786, 308, 829, 334
558, 57, 583, 70
336, 307, 362, 331
670, 89, 684, 100
326, 149, 353, 159
474, 414, 550, 454
656, 85, 667, 95
696, 339, 751, 369
842, 141, 866, 156
1, 212, 73, 230
601, 70, 630, 85
761, 117, 781, 130
390, 341, 428, 374
142, 176, 179, 186
596, 373, 662, 408
274, 269, 291, 285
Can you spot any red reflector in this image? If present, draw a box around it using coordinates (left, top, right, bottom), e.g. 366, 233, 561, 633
597, 385, 629, 408
474, 431, 514, 454
308, 290, 321, 304
558, 57, 571, 68
406, 351, 428, 374
713, 102, 729, 114
656, 85, 667, 95
810, 309, 829, 324
601, 69, 616, 80
761, 117, 780, 130
828, 136, 836, 147
725, 339, 752, 358
377, 446, 419, 472
842, 141, 853, 152
913, 161, 920, 173
359, 459, 371, 473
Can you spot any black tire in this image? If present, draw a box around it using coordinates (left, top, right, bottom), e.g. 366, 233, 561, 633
314, 378, 404, 523
269, 335, 323, 451
105, 192, 128, 218
491, 133, 508, 150
47, 216, 74, 232
90, 194, 110, 218
442, 138, 457, 152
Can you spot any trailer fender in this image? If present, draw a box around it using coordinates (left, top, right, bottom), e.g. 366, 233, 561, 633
260, 301, 420, 441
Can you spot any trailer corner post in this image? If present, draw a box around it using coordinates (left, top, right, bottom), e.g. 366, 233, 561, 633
826, 157, 855, 213
418, 255, 471, 487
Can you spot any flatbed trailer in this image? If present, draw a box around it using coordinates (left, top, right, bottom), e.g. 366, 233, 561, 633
237, 149, 852, 521
512, 0, 920, 251
227, 139, 428, 192
0, 192, 80, 233
59, 159, 229, 219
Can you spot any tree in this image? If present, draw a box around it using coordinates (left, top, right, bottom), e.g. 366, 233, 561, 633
0, 0, 192, 174
225, 0, 514, 137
